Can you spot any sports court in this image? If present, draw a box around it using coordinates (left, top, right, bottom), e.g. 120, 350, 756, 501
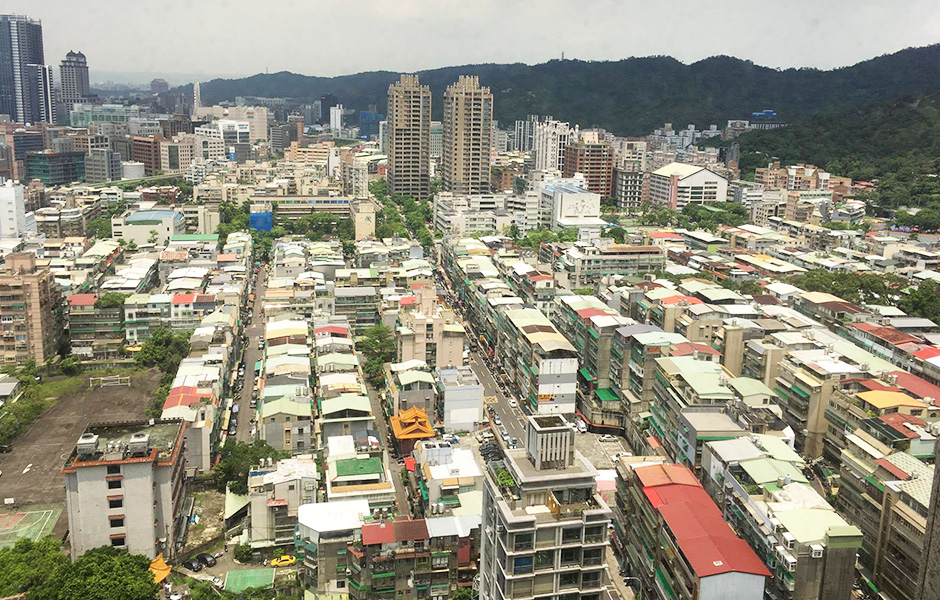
0, 507, 62, 548
224, 568, 275, 592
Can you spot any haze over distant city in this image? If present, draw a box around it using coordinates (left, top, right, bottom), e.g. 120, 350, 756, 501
8, 0, 940, 84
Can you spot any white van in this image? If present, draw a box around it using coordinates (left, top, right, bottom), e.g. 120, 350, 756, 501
576, 420, 587, 433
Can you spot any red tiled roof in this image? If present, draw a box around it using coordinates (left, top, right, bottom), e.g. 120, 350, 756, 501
172, 293, 196, 305
913, 346, 940, 360
410, 283, 426, 290
875, 458, 911, 481
529, 274, 554, 282
858, 379, 901, 393
194, 294, 215, 304
362, 518, 429, 546
669, 342, 721, 357
878, 413, 926, 438
404, 457, 416, 471
889, 371, 940, 402
819, 300, 866, 315
217, 253, 237, 261
68, 293, 97, 306
660, 295, 704, 306
390, 407, 435, 440
400, 296, 417, 306
650, 231, 682, 238
751, 295, 780, 305
163, 386, 213, 410
576, 308, 611, 319
637, 281, 664, 291
852, 323, 920, 346
636, 464, 769, 579
314, 325, 349, 336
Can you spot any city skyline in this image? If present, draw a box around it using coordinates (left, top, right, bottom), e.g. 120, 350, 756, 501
4, 0, 940, 83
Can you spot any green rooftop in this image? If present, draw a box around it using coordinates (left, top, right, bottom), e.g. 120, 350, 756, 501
335, 456, 383, 478
172, 233, 219, 242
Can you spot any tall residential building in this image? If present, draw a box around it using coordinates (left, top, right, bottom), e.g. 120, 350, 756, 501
917, 448, 940, 600
512, 115, 539, 152
330, 103, 344, 135
532, 117, 575, 171
480, 415, 613, 600
25, 64, 55, 124
442, 76, 493, 195
59, 50, 90, 109
0, 180, 30, 238
561, 135, 615, 197
386, 75, 431, 199
63, 419, 187, 560
0, 15, 50, 124
0, 252, 64, 363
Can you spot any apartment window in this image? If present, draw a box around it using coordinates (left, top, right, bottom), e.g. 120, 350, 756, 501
513, 532, 534, 551
288, 485, 295, 491
110, 517, 124, 528
559, 572, 579, 589
107, 479, 122, 490
110, 536, 125, 547
108, 498, 123, 509
106, 465, 121, 475
561, 527, 581, 544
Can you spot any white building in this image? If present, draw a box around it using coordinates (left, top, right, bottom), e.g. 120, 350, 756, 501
0, 180, 33, 239
541, 184, 607, 241
435, 366, 484, 432
330, 104, 345, 136
649, 162, 729, 210
63, 420, 186, 560
532, 118, 576, 171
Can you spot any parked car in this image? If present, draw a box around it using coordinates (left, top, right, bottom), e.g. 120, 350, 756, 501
0, 444, 10, 453
229, 424, 237, 436
232, 404, 240, 415
598, 434, 618, 442
493, 416, 501, 426
197, 553, 217, 567
611, 452, 633, 461
182, 558, 203, 572
271, 555, 296, 567
508, 399, 517, 408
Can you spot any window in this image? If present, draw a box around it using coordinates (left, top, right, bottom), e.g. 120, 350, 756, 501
110, 536, 125, 547
288, 484, 295, 491
559, 572, 579, 588
107, 479, 122, 490
108, 498, 123, 509
110, 518, 124, 528
106, 465, 121, 475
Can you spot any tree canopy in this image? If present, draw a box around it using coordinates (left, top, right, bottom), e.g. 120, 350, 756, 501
0, 539, 158, 600
215, 439, 285, 494
94, 292, 129, 309
359, 325, 396, 386
135, 327, 192, 374
789, 270, 906, 305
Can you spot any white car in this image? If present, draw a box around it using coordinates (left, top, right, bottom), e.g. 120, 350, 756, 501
598, 434, 618, 442
508, 399, 517, 408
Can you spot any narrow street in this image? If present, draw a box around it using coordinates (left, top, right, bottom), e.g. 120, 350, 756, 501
466, 351, 526, 441
364, 381, 411, 514
236, 265, 267, 442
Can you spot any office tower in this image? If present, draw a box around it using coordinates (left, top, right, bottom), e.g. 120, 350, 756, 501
442, 76, 493, 195
85, 148, 122, 183
513, 115, 539, 152
319, 93, 338, 123
386, 74, 431, 199
480, 415, 614, 600
59, 50, 90, 108
193, 80, 201, 109
0, 14, 46, 123
24, 64, 55, 124
430, 120, 443, 157
150, 78, 169, 94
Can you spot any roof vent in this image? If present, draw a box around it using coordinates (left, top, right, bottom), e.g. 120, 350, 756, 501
76, 433, 99, 456
128, 432, 150, 455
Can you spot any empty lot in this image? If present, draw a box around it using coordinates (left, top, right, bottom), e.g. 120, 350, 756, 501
0, 368, 161, 539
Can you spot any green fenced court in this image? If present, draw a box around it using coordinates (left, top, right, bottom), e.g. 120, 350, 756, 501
0, 507, 62, 548
224, 568, 275, 592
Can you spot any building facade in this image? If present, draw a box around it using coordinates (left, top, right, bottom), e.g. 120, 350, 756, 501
387, 75, 432, 199
442, 76, 493, 195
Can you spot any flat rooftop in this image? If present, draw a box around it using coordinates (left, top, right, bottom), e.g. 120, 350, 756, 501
65, 419, 183, 468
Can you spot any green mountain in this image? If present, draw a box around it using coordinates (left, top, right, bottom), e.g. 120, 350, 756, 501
180, 44, 940, 135
726, 92, 940, 211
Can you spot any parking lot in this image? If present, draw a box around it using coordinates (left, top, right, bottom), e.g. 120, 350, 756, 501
0, 368, 161, 539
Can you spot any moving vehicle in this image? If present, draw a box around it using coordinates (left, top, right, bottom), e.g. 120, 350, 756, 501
508, 399, 517, 408
182, 558, 203, 572
598, 434, 618, 442
271, 555, 296, 567
576, 420, 587, 433
196, 553, 217, 567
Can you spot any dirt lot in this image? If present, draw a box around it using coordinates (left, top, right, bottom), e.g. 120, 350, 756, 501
0, 368, 161, 539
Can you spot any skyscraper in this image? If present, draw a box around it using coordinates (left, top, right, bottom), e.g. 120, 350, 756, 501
442, 76, 493, 195
59, 50, 90, 108
0, 14, 53, 124
386, 75, 431, 200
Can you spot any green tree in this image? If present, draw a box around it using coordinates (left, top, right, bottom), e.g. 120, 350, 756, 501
0, 537, 68, 596
900, 281, 940, 323
147, 230, 159, 245
59, 356, 83, 376
215, 439, 284, 494
94, 292, 129, 309
604, 226, 627, 243
52, 546, 158, 600
234, 542, 253, 563
85, 217, 112, 239
135, 327, 191, 374
358, 325, 396, 386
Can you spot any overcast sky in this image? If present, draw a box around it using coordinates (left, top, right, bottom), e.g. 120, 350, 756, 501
10, 0, 940, 84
